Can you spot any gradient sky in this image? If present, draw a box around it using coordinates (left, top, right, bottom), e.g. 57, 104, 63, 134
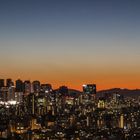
0, 0, 140, 90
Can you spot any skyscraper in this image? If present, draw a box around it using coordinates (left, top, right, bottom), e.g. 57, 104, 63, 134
83, 84, 96, 94
41, 84, 52, 93
0, 79, 4, 89
16, 79, 23, 92
32, 80, 40, 93
23, 80, 31, 95
6, 79, 14, 87
8, 86, 15, 101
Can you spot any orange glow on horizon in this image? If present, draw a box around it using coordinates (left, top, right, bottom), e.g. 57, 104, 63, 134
10, 77, 140, 91
1, 68, 140, 91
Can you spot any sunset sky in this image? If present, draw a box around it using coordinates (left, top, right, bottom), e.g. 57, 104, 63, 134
0, 0, 140, 90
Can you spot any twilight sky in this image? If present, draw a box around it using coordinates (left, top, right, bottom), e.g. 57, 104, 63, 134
0, 0, 140, 90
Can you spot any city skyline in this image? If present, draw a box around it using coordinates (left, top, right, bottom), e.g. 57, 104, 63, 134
0, 0, 140, 90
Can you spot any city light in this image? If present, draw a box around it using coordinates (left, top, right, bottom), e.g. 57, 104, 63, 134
0, 78, 139, 139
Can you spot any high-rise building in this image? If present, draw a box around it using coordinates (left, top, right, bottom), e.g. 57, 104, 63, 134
7, 86, 15, 101
32, 80, 40, 93
98, 97, 105, 108
41, 84, 52, 93
0, 87, 8, 102
26, 93, 36, 115
120, 114, 124, 129
16, 79, 23, 92
0, 79, 4, 89
83, 84, 96, 94
23, 80, 31, 95
6, 79, 14, 87
15, 92, 23, 103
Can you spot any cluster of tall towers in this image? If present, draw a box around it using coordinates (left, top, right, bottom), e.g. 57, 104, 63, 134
0, 79, 52, 102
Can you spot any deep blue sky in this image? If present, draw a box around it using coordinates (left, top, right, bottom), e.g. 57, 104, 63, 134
0, 0, 140, 89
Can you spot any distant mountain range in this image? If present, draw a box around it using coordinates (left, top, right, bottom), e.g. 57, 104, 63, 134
67, 88, 140, 97
97, 88, 140, 97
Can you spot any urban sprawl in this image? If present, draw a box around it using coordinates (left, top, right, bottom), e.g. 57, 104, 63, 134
0, 79, 140, 140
